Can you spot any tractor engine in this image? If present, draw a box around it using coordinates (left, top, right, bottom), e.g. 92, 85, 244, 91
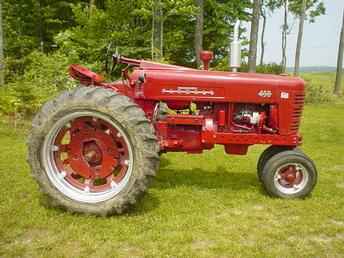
231, 104, 278, 134
153, 101, 280, 154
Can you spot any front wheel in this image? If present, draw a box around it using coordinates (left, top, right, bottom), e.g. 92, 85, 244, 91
257, 146, 302, 182
261, 150, 317, 198
27, 87, 160, 215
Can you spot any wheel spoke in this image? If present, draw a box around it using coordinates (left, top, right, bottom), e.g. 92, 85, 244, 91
117, 147, 126, 154
110, 180, 118, 188
51, 145, 59, 152
59, 144, 70, 152
84, 179, 92, 192
63, 158, 70, 165
58, 171, 67, 179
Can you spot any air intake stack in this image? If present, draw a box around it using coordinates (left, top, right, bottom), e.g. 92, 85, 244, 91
231, 20, 241, 72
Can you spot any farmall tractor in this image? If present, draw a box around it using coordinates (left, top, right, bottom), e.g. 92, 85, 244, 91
27, 24, 317, 215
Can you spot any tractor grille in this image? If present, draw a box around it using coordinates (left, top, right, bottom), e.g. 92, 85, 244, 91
290, 93, 305, 133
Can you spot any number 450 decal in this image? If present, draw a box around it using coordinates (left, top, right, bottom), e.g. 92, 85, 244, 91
258, 90, 272, 98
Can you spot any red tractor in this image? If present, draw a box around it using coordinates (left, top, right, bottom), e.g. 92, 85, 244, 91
27, 49, 317, 215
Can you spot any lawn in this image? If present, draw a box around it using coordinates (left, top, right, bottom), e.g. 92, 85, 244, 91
0, 102, 344, 258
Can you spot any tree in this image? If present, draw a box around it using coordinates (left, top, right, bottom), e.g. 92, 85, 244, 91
248, 0, 261, 72
334, 8, 344, 96
259, 0, 267, 66
281, 0, 288, 73
152, 0, 163, 60
260, 0, 284, 66
194, 0, 204, 68
0, 0, 4, 85
1, 0, 251, 76
293, 0, 306, 76
291, 0, 325, 75
90, 0, 96, 16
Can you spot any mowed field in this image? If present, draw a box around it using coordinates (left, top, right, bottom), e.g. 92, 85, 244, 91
0, 102, 344, 256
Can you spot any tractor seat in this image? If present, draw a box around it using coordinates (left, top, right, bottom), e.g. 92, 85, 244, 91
69, 64, 105, 86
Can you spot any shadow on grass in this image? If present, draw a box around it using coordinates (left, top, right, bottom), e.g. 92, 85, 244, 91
159, 154, 171, 168
37, 157, 263, 217
154, 166, 260, 191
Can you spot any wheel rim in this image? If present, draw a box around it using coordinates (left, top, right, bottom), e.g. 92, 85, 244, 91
273, 163, 309, 195
41, 111, 134, 203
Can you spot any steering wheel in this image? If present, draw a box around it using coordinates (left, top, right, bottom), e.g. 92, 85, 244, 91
105, 43, 120, 75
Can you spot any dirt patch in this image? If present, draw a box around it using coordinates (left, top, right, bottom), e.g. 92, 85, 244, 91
335, 233, 344, 240
117, 243, 144, 257
191, 239, 216, 250
252, 205, 264, 211
241, 238, 256, 247
336, 182, 344, 189
16, 228, 52, 245
332, 165, 344, 172
310, 234, 333, 244
330, 219, 344, 227
230, 209, 243, 216
59, 240, 84, 257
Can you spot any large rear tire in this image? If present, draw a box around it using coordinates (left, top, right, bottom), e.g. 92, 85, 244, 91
27, 86, 160, 215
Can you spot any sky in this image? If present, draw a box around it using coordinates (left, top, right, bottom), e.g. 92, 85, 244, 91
244, 0, 344, 67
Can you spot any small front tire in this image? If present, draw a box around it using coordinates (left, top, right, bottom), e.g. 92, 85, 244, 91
257, 146, 302, 182
261, 150, 317, 198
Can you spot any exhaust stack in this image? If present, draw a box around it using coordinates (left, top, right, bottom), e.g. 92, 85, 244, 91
231, 20, 241, 72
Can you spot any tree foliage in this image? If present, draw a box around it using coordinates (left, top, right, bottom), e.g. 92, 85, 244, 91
0, 0, 329, 115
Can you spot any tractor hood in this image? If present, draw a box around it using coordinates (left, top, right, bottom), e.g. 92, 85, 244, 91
131, 59, 304, 90
137, 67, 305, 91
131, 65, 305, 104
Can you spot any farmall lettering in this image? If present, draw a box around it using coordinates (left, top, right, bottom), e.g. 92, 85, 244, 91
162, 86, 215, 96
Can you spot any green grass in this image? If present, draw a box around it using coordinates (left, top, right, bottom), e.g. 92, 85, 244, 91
300, 72, 343, 103
301, 72, 341, 93
1, 103, 344, 258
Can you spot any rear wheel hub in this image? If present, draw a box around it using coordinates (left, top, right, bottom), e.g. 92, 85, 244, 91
66, 121, 120, 180
42, 112, 134, 203
83, 141, 102, 166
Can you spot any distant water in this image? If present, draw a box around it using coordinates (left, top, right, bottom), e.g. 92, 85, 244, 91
286, 66, 337, 73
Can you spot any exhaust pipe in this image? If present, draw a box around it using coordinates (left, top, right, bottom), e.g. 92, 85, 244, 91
231, 20, 241, 72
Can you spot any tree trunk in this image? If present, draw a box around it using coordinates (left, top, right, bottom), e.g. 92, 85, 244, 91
0, 0, 4, 86
334, 8, 344, 96
248, 0, 261, 73
259, 3, 266, 66
294, 0, 306, 76
152, 0, 163, 61
194, 0, 204, 68
281, 0, 288, 73
90, 0, 96, 16
38, 0, 44, 52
